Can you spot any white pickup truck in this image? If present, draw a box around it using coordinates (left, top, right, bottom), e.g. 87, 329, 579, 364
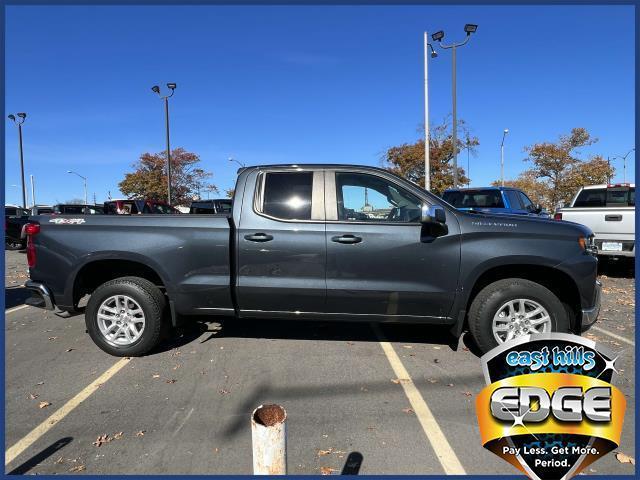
555, 183, 635, 258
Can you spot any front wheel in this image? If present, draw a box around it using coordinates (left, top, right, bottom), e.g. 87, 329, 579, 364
468, 278, 570, 354
85, 276, 166, 357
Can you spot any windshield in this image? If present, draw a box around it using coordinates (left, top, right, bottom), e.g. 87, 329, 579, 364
442, 190, 505, 209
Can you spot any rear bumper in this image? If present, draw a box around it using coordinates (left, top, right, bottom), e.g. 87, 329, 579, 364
581, 280, 602, 331
24, 280, 55, 310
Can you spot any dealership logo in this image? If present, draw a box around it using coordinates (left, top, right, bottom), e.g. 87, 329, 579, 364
49, 218, 85, 224
476, 333, 625, 480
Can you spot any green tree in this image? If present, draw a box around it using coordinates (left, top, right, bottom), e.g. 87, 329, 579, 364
119, 148, 217, 206
383, 119, 476, 195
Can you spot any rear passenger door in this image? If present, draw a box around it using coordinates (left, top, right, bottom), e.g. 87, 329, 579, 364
236, 168, 327, 317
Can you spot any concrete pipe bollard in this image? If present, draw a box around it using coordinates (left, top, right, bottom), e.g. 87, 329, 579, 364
251, 404, 287, 475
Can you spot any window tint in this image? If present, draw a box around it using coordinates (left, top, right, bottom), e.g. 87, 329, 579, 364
518, 192, 535, 211
606, 187, 634, 207
505, 190, 523, 209
442, 190, 505, 209
573, 188, 606, 207
5, 207, 18, 216
336, 172, 422, 223
262, 172, 313, 220
60, 205, 86, 214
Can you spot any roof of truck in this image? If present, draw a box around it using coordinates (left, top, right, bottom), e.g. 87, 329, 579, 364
580, 183, 635, 189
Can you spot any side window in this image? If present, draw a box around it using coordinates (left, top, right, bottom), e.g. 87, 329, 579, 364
261, 172, 313, 220
505, 190, 523, 209
518, 192, 535, 211
336, 172, 422, 223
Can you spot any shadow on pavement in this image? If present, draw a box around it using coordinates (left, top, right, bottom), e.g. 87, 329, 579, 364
341, 451, 364, 475
7, 437, 73, 475
598, 257, 635, 278
4, 286, 30, 309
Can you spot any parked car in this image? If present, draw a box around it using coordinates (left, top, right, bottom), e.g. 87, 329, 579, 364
554, 183, 635, 258
53, 204, 104, 215
24, 164, 600, 356
189, 199, 232, 214
31, 205, 53, 215
442, 187, 549, 217
104, 199, 180, 215
5, 205, 29, 250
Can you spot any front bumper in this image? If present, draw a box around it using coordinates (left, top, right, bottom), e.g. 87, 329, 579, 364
581, 280, 602, 331
25, 280, 55, 310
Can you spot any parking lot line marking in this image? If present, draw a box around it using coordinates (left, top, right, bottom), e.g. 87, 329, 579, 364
591, 325, 635, 346
371, 323, 466, 475
5, 305, 29, 314
5, 357, 131, 466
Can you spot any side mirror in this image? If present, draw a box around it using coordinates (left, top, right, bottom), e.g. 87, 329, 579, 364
534, 204, 543, 214
421, 205, 446, 224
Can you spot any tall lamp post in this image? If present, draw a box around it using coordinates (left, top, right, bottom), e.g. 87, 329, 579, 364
423, 32, 438, 191
500, 129, 509, 186
67, 170, 88, 205
610, 148, 635, 184
151, 83, 177, 205
431, 24, 478, 188
229, 156, 246, 168
7, 113, 28, 208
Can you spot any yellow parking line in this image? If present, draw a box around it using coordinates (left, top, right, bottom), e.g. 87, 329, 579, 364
5, 357, 131, 466
591, 325, 635, 346
5, 305, 29, 314
371, 323, 466, 475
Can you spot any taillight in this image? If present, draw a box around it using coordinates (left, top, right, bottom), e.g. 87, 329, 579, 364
24, 222, 40, 268
554, 213, 562, 221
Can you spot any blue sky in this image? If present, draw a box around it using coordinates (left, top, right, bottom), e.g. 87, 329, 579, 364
4, 4, 635, 206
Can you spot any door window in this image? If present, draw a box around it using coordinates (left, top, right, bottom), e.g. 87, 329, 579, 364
260, 172, 314, 220
335, 172, 422, 223
505, 190, 523, 209
518, 192, 535, 212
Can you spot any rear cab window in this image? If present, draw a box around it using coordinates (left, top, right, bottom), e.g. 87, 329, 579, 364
573, 187, 635, 207
442, 189, 505, 209
257, 171, 315, 221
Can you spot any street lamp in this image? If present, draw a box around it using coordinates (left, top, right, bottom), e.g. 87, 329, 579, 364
432, 24, 478, 187
229, 156, 246, 168
7, 113, 28, 208
151, 83, 177, 204
501, 129, 509, 186
610, 148, 635, 184
67, 170, 88, 205
423, 32, 438, 191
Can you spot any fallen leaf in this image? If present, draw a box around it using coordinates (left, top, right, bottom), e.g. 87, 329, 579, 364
462, 391, 472, 397
29, 393, 39, 400
48, 336, 58, 341
65, 348, 74, 352
69, 465, 85, 473
433, 346, 442, 350
38, 401, 51, 409
391, 378, 409, 384
434, 358, 440, 363
427, 378, 438, 384
54, 456, 64, 464
166, 379, 177, 384
447, 383, 454, 387
35, 381, 44, 386
135, 430, 146, 437
173, 364, 181, 370
402, 345, 413, 349
402, 408, 414, 414
615, 452, 635, 465
93, 434, 111, 447
320, 467, 338, 475
218, 389, 230, 395
152, 374, 160, 378
318, 449, 333, 456
113, 432, 124, 440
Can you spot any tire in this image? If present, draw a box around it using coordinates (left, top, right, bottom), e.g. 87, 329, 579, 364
85, 276, 167, 357
468, 278, 570, 354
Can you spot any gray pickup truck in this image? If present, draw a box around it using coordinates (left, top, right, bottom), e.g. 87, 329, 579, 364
24, 164, 601, 356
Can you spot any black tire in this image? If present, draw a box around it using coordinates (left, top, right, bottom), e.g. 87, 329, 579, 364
468, 278, 570, 354
85, 276, 167, 357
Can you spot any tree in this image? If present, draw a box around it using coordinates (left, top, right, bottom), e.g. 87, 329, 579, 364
225, 188, 235, 198
383, 119, 475, 195
522, 128, 613, 208
492, 170, 552, 208
119, 148, 217, 206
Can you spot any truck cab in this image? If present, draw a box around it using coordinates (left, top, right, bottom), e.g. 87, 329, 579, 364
442, 186, 549, 217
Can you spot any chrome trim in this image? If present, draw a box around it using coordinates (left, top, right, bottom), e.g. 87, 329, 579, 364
581, 280, 602, 329
194, 307, 234, 312
25, 280, 54, 310
240, 308, 449, 320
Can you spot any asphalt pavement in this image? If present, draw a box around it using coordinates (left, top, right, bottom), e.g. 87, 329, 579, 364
3, 250, 636, 475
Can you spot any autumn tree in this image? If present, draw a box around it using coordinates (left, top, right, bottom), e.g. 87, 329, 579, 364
119, 148, 217, 206
521, 128, 614, 208
492, 170, 552, 208
383, 119, 475, 195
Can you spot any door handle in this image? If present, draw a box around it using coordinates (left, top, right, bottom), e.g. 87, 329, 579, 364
605, 215, 622, 222
244, 233, 274, 242
331, 234, 362, 244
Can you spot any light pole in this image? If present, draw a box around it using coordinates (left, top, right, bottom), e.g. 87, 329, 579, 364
67, 170, 88, 205
610, 148, 635, 184
151, 83, 177, 204
423, 32, 438, 191
229, 156, 245, 168
432, 24, 478, 188
7, 113, 28, 208
30, 175, 36, 209
500, 129, 509, 186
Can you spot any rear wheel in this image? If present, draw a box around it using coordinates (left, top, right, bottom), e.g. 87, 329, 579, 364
468, 278, 570, 354
85, 276, 166, 357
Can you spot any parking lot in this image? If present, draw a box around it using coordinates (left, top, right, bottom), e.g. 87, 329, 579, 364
4, 249, 636, 475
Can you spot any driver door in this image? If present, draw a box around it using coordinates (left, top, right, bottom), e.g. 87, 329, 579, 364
324, 169, 461, 320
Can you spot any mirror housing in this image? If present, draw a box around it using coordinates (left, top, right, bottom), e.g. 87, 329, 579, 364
421, 205, 446, 225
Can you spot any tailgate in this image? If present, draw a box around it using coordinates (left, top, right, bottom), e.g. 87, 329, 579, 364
561, 207, 634, 239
